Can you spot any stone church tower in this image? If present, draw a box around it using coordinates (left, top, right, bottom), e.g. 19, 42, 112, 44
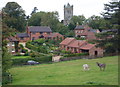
64, 3, 73, 25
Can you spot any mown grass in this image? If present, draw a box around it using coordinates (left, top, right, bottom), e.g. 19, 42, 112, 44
9, 56, 118, 85
12, 56, 31, 59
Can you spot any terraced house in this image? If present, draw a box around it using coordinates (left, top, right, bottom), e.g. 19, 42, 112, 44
60, 38, 103, 57
74, 25, 100, 40
16, 26, 64, 42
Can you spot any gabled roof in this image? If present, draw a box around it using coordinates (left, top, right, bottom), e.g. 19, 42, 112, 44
28, 26, 52, 33
89, 29, 99, 33
80, 44, 95, 50
48, 33, 63, 37
60, 38, 96, 50
74, 25, 84, 30
60, 38, 75, 45
68, 40, 87, 48
6, 37, 18, 42
101, 29, 118, 33
16, 33, 29, 38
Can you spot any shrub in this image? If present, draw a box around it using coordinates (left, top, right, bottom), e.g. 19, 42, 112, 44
63, 53, 88, 57
34, 55, 52, 63
12, 55, 52, 65
26, 42, 38, 51
61, 50, 71, 54
12, 57, 33, 65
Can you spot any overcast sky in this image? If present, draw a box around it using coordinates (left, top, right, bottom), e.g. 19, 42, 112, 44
0, 0, 110, 20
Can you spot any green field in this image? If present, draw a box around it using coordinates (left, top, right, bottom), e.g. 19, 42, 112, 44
9, 56, 118, 85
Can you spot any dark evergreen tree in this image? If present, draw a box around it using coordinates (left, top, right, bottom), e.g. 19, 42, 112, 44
96, 0, 120, 54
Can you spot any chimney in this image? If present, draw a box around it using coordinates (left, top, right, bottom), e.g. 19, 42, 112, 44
26, 22, 29, 34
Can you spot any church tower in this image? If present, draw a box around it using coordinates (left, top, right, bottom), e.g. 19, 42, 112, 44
64, 3, 73, 25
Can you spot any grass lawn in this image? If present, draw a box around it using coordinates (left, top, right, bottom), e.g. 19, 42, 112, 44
12, 56, 31, 59
9, 56, 118, 85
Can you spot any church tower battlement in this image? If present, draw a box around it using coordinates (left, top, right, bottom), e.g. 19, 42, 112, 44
64, 3, 73, 25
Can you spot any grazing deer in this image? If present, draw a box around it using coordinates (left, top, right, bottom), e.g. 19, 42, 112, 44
96, 62, 106, 71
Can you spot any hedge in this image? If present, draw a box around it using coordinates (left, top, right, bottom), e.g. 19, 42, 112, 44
63, 53, 88, 57
12, 55, 52, 65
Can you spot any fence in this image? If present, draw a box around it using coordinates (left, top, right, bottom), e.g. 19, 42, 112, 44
60, 55, 103, 61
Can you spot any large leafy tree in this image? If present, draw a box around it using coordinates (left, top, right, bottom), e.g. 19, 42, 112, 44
85, 15, 112, 31
96, 0, 119, 54
28, 11, 60, 32
2, 2, 26, 32
68, 15, 86, 30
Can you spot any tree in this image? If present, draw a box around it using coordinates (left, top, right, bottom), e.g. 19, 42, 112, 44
101, 0, 120, 29
85, 15, 112, 30
2, 2, 26, 32
68, 15, 86, 30
2, 11, 14, 85
28, 11, 60, 32
31, 7, 38, 15
28, 12, 41, 26
96, 0, 119, 54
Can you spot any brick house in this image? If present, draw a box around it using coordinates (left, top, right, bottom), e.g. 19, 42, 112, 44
74, 25, 100, 40
60, 38, 103, 57
16, 33, 30, 42
43, 33, 64, 40
6, 37, 19, 54
16, 26, 64, 42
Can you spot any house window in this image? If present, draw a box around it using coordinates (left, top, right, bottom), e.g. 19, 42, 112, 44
40, 32, 43, 34
7, 43, 10, 46
32, 37, 35, 40
20, 37, 24, 40
81, 36, 85, 38
47, 32, 50, 34
32, 32, 36, 34
75, 31, 78, 33
12, 49, 15, 52
12, 42, 15, 46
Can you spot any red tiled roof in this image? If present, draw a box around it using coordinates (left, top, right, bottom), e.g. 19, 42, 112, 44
6, 37, 18, 42
68, 40, 87, 48
80, 44, 95, 50
60, 38, 75, 45
43, 33, 63, 38
48, 33, 63, 37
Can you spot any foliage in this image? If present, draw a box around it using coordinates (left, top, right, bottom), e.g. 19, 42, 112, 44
31, 7, 38, 15
26, 42, 38, 51
28, 11, 59, 32
95, 0, 119, 54
68, 15, 86, 30
2, 47, 12, 84
12, 55, 52, 65
2, 2, 26, 32
61, 50, 71, 54
85, 15, 112, 30
63, 53, 88, 57
102, 0, 120, 29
